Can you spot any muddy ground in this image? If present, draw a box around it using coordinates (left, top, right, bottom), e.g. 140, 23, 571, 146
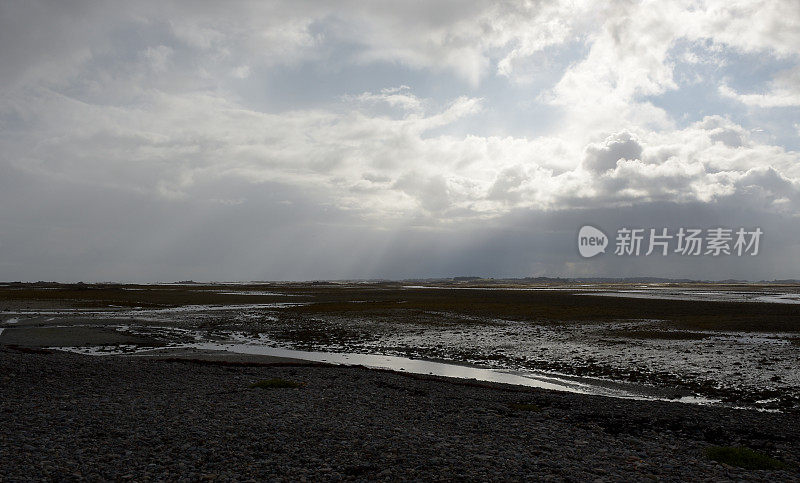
1, 281, 799, 411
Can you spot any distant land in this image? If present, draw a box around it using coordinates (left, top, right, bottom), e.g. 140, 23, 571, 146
2, 277, 800, 287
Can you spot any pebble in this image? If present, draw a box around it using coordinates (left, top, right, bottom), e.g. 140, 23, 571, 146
1, 347, 798, 481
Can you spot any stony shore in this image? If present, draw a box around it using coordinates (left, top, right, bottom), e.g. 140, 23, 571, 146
1, 346, 799, 481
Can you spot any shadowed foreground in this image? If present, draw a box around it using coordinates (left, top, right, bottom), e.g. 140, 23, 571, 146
1, 347, 799, 481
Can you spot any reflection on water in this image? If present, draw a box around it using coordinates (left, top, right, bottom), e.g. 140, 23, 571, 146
60, 338, 721, 406
195, 342, 606, 395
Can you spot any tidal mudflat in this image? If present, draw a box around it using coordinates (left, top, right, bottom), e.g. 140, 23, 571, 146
2, 281, 799, 411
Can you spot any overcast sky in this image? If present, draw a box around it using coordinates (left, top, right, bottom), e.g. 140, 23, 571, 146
1, 1, 799, 282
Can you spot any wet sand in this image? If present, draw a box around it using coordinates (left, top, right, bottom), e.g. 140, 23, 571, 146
129, 347, 324, 366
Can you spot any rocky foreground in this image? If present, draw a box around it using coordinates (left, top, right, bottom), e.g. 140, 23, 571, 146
1, 346, 798, 481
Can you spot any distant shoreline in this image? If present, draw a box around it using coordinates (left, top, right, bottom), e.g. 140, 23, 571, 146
4, 278, 800, 286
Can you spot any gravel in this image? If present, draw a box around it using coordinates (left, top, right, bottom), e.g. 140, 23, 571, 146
1, 346, 798, 481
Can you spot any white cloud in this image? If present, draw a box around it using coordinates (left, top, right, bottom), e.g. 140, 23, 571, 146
2, 0, 800, 280
232, 65, 251, 79
349, 86, 424, 114
719, 66, 800, 107
682, 0, 800, 59
540, 0, 800, 144
4, 80, 798, 222
582, 132, 643, 173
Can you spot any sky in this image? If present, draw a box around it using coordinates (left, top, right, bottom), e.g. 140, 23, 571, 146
1, 0, 799, 282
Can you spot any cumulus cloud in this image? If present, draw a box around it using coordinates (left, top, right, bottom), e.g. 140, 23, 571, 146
582, 133, 643, 173
3, 82, 799, 221
1, 0, 799, 280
